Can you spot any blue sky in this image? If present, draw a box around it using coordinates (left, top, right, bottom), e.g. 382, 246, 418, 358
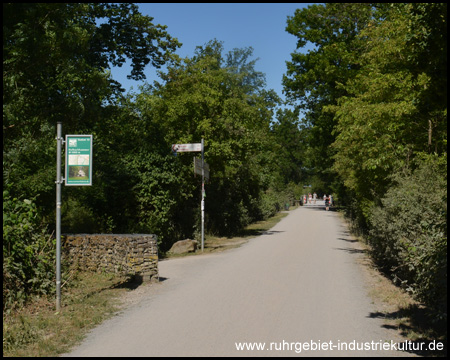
110, 3, 313, 103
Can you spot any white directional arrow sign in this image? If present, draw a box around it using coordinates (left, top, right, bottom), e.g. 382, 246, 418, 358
172, 143, 202, 153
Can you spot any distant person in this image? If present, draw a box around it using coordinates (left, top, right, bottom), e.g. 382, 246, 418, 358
329, 194, 333, 207
323, 194, 327, 201
325, 195, 330, 211
308, 193, 312, 204
313, 192, 317, 204
303, 194, 307, 205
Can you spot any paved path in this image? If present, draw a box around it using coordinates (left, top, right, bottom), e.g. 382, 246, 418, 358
63, 202, 414, 357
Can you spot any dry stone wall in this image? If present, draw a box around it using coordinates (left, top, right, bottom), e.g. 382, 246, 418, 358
63, 234, 158, 282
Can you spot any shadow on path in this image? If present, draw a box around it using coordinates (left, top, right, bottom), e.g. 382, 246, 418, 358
368, 306, 447, 357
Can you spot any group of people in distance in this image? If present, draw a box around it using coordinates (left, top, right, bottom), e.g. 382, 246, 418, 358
302, 192, 333, 211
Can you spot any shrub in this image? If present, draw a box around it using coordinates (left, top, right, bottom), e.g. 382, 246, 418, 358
62, 197, 98, 234
129, 152, 197, 251
368, 154, 447, 317
257, 189, 283, 220
3, 189, 55, 310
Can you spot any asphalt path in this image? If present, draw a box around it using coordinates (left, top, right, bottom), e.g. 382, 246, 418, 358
63, 201, 414, 357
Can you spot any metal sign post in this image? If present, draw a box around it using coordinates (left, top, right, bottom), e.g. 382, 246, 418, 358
55, 126, 93, 312
201, 139, 205, 252
55, 122, 63, 312
172, 140, 209, 251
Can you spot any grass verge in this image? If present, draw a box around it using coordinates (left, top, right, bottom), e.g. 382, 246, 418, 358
2, 271, 140, 357
164, 210, 290, 258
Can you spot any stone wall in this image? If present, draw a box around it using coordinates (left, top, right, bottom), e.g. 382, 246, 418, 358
63, 234, 158, 282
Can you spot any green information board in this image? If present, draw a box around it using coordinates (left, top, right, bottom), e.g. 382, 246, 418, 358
65, 135, 93, 186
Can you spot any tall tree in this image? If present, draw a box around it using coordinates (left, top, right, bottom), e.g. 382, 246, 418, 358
271, 108, 306, 185
328, 3, 447, 219
3, 3, 181, 304
134, 40, 280, 237
282, 3, 383, 190
3, 3, 180, 218
404, 3, 447, 154
225, 46, 266, 94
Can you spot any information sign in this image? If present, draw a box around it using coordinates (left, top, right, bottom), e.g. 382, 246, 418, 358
65, 135, 93, 186
194, 157, 210, 180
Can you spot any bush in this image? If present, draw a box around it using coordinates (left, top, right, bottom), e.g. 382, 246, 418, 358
129, 152, 197, 251
62, 197, 99, 234
3, 189, 55, 310
368, 154, 447, 317
257, 189, 282, 220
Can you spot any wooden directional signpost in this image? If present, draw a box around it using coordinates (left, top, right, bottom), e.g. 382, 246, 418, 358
172, 139, 209, 251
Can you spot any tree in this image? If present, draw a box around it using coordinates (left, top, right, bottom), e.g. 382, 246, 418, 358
319, 4, 447, 316
404, 3, 447, 154
271, 108, 306, 185
133, 40, 281, 238
282, 3, 379, 190
225, 46, 266, 94
3, 3, 180, 305
3, 3, 181, 221
327, 3, 447, 220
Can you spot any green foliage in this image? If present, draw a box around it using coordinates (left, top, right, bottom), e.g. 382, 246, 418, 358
271, 108, 306, 184
257, 183, 302, 220
6, 2, 445, 323
3, 189, 55, 310
368, 154, 447, 317
128, 151, 197, 251
3, 2, 181, 218
134, 40, 282, 238
61, 198, 98, 234
258, 189, 284, 220
3, 2, 181, 309
326, 3, 447, 224
283, 3, 379, 187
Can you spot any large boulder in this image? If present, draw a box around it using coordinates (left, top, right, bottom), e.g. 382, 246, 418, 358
168, 239, 198, 254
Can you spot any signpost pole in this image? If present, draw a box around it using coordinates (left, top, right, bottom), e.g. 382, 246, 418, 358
201, 138, 205, 252
172, 141, 206, 252
55, 122, 63, 312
